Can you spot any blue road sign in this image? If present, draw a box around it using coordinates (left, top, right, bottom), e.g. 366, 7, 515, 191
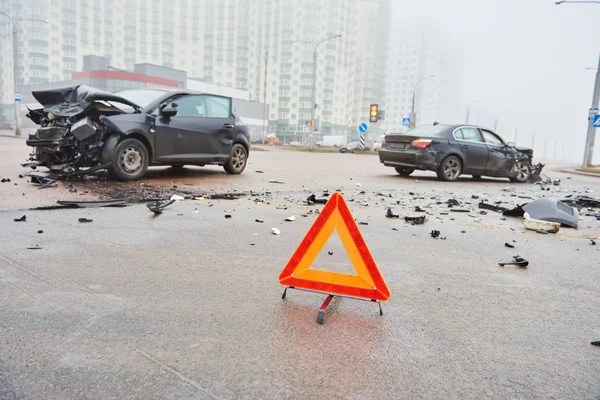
402, 117, 411, 127
14, 92, 20, 102
593, 114, 600, 128
358, 122, 368, 133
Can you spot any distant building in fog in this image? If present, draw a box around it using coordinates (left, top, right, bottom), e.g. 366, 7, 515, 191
385, 16, 464, 132
0, 0, 390, 143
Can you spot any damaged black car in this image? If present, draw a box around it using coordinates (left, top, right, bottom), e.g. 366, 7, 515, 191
379, 123, 535, 182
25, 86, 250, 180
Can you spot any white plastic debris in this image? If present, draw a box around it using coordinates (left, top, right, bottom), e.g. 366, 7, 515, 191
269, 179, 285, 184
251, 233, 258, 236
191, 208, 199, 214
523, 212, 560, 233
271, 228, 281, 235
356, 183, 362, 187
170, 194, 185, 201
285, 215, 296, 221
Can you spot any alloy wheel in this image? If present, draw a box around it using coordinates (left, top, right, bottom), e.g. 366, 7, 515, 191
232, 147, 246, 171
443, 158, 461, 180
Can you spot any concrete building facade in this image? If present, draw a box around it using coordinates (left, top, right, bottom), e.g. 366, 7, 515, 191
385, 17, 464, 133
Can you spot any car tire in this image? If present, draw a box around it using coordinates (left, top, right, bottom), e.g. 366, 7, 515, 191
509, 161, 531, 183
106, 138, 149, 181
224, 143, 248, 174
395, 167, 415, 176
472, 175, 482, 180
437, 155, 462, 181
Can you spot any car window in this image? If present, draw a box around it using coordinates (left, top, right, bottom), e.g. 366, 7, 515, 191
205, 96, 231, 118
403, 124, 449, 137
173, 95, 208, 118
454, 129, 464, 140
481, 130, 504, 146
458, 127, 484, 143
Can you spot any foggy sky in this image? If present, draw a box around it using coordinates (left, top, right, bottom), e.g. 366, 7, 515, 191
392, 0, 600, 163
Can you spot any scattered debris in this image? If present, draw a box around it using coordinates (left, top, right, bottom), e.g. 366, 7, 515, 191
385, 208, 399, 219
355, 183, 362, 187
447, 199, 460, 207
269, 179, 285, 184
392, 228, 398, 231
524, 212, 560, 233
479, 202, 508, 213
523, 198, 579, 228
14, 215, 26, 222
224, 214, 232, 219
285, 215, 296, 221
255, 170, 264, 173
471, 195, 480, 199
461, 230, 466, 233
405, 216, 426, 225
18, 174, 23, 178
147, 199, 176, 214
255, 219, 264, 223
560, 195, 600, 209
271, 228, 281, 235
479, 210, 488, 215
307, 194, 328, 205
499, 256, 529, 268
170, 194, 185, 201
328, 251, 333, 256
590, 239, 596, 245
37, 230, 43, 234
430, 230, 440, 238
553, 179, 561, 186
26, 245, 42, 250
528, 163, 545, 183
414, 206, 425, 212
505, 242, 515, 248
358, 222, 369, 225
450, 209, 470, 213
503, 204, 526, 218
78, 218, 93, 223
592, 341, 600, 346
1, 178, 10, 183
65, 183, 77, 193
502, 187, 515, 192
56, 200, 128, 208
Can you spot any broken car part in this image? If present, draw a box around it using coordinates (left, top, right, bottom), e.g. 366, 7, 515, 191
56, 200, 128, 208
14, 215, 26, 222
523, 212, 560, 234
479, 202, 508, 213
78, 218, 93, 223
386, 208, 400, 219
405, 216, 426, 225
147, 199, 176, 214
430, 230, 440, 238
522, 198, 579, 228
271, 228, 281, 235
505, 242, 515, 248
307, 194, 328, 205
560, 195, 600, 209
498, 256, 529, 268
503, 204, 526, 218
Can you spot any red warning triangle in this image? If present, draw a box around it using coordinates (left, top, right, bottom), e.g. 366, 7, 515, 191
279, 192, 390, 301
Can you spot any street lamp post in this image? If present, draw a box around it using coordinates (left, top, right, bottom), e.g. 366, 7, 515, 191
399, 75, 434, 128
309, 34, 341, 151
0, 13, 48, 136
555, 0, 600, 166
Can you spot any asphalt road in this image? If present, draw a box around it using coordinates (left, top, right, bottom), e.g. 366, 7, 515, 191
1, 141, 600, 399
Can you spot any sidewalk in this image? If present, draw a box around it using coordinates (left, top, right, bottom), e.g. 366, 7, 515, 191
560, 167, 600, 178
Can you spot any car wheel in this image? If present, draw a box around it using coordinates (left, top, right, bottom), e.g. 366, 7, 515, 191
395, 167, 415, 176
509, 161, 531, 183
107, 138, 149, 181
437, 155, 462, 181
224, 143, 247, 174
472, 175, 482, 180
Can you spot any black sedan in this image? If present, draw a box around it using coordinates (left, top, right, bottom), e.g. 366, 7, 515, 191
378, 123, 533, 182
25, 86, 250, 180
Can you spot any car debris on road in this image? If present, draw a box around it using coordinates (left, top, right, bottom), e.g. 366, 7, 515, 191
78, 218, 93, 223
405, 215, 426, 225
386, 208, 400, 219
499, 256, 529, 268
147, 199, 176, 214
14, 215, 26, 222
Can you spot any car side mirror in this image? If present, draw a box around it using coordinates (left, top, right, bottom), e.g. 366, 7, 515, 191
161, 103, 177, 118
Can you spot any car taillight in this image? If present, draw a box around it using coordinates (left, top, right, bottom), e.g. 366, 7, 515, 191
411, 138, 432, 149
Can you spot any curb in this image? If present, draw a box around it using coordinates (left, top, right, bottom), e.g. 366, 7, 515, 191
560, 169, 600, 178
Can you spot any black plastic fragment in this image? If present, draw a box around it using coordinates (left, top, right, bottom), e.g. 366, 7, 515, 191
224, 214, 232, 219
498, 255, 529, 268
405, 216, 426, 225
430, 230, 440, 238
386, 208, 399, 219
14, 215, 26, 222
147, 199, 176, 214
505, 242, 515, 248
307, 194, 328, 205
78, 218, 93, 223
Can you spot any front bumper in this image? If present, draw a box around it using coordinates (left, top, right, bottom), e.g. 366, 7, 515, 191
378, 148, 438, 171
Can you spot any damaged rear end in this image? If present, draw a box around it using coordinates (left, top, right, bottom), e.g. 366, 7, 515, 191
25, 85, 141, 175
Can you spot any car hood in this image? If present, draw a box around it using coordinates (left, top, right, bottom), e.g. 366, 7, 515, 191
31, 85, 141, 117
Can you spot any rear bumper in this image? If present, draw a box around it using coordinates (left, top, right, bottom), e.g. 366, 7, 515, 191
378, 148, 438, 170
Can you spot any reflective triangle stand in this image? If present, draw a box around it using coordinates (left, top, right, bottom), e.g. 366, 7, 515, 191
282, 286, 383, 325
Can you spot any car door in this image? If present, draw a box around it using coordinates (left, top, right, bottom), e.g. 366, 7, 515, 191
453, 127, 489, 174
154, 94, 235, 163
480, 129, 512, 176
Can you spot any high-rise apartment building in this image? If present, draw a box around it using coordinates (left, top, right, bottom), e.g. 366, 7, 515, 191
385, 17, 464, 132
0, 0, 390, 140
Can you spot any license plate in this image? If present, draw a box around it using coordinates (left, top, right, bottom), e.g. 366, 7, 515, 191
390, 143, 407, 150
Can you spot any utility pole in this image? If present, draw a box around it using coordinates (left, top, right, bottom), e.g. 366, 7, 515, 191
262, 50, 269, 141
531, 132, 535, 150
553, 140, 557, 161
514, 126, 518, 145
583, 53, 600, 167
543, 138, 548, 160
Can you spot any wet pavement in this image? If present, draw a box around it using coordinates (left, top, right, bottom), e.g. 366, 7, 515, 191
1, 142, 600, 399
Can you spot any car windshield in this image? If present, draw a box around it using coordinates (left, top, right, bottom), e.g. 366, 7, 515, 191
115, 89, 169, 109
399, 125, 449, 137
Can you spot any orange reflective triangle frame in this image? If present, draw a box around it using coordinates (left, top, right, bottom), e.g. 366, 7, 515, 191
279, 192, 390, 301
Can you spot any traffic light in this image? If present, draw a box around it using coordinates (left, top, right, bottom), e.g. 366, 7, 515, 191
369, 104, 378, 123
